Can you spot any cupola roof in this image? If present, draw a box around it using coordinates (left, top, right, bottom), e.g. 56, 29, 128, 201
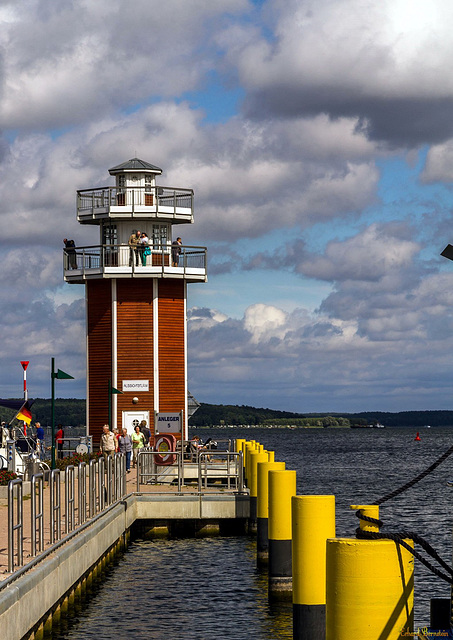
108, 158, 162, 175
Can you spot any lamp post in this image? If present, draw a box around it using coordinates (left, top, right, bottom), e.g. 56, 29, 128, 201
51, 357, 74, 469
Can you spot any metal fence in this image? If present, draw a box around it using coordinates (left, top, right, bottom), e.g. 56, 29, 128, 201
77, 186, 193, 215
7, 453, 127, 573
136, 445, 244, 493
64, 243, 207, 273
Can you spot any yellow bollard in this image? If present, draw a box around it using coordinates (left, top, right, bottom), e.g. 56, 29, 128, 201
267, 450, 275, 462
326, 535, 414, 640
256, 461, 285, 565
249, 450, 269, 532
235, 438, 246, 454
245, 442, 259, 486
268, 469, 297, 599
351, 504, 380, 533
244, 442, 255, 485
292, 495, 335, 640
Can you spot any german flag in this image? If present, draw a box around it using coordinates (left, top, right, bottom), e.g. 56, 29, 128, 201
16, 400, 33, 425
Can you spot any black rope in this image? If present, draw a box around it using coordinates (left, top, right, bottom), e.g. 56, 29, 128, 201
355, 511, 453, 585
352, 443, 453, 585
374, 443, 453, 505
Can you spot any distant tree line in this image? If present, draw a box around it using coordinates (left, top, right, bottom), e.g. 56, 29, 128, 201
0, 398, 86, 427
189, 403, 304, 427
190, 404, 453, 427
2, 399, 452, 429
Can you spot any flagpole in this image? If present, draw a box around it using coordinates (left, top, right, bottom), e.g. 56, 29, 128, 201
20, 361, 29, 436
50, 360, 74, 469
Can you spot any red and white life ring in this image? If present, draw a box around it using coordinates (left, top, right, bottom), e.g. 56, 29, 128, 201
154, 434, 177, 466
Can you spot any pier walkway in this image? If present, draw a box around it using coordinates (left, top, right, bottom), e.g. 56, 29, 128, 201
0, 465, 244, 582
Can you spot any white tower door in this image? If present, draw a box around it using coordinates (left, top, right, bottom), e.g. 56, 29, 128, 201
122, 411, 150, 434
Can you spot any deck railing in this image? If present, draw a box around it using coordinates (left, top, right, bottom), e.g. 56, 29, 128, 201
64, 243, 207, 274
77, 185, 193, 217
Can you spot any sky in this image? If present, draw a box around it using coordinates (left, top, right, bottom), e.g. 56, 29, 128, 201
2, 0, 453, 413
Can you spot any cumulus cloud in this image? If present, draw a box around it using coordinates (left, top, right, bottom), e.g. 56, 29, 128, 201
188, 268, 453, 412
233, 0, 453, 145
0, 0, 247, 130
296, 224, 421, 283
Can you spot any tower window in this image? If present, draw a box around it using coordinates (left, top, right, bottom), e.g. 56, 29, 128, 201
152, 224, 168, 249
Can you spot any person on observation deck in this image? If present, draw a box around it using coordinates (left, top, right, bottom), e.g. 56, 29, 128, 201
128, 230, 141, 266
171, 237, 182, 266
63, 238, 77, 269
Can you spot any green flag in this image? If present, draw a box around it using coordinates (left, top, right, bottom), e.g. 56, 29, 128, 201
54, 369, 74, 380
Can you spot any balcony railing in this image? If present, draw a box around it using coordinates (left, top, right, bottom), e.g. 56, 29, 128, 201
77, 186, 194, 221
63, 244, 207, 281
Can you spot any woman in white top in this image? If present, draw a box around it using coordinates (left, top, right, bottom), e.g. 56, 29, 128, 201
140, 232, 150, 266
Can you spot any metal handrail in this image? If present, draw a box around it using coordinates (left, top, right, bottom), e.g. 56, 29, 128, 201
49, 469, 61, 544
78, 462, 87, 526
57, 436, 93, 458
89, 459, 97, 517
137, 449, 183, 491
8, 479, 23, 572
77, 185, 193, 216
114, 452, 126, 500
65, 465, 75, 534
197, 451, 244, 492
63, 243, 207, 273
106, 455, 113, 505
30, 473, 44, 556
98, 456, 106, 511
7, 452, 129, 575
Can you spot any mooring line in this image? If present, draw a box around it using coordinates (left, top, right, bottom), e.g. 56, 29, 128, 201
354, 442, 453, 584
374, 443, 453, 505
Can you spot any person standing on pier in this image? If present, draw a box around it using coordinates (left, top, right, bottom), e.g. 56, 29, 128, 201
100, 424, 117, 462
140, 419, 151, 446
35, 422, 45, 460
131, 424, 145, 468
55, 425, 64, 459
118, 428, 132, 472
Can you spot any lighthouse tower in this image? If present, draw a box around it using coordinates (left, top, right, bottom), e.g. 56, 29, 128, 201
64, 158, 207, 446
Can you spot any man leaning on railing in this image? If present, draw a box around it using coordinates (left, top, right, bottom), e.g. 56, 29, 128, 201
63, 238, 77, 269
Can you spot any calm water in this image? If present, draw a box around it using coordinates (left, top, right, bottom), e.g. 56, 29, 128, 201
55, 427, 453, 638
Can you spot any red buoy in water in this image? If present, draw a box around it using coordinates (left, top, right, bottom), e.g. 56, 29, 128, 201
414, 432, 421, 441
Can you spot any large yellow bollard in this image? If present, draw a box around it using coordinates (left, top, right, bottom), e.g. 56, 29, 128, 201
249, 450, 271, 533
257, 460, 286, 565
244, 442, 256, 486
326, 535, 414, 639
235, 438, 246, 454
292, 495, 335, 640
268, 469, 297, 599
